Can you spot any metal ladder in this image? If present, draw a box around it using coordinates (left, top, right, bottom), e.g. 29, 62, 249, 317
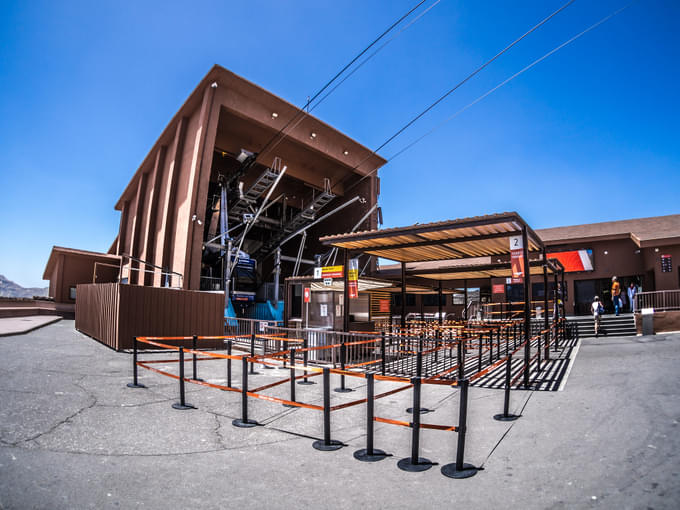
229, 158, 282, 220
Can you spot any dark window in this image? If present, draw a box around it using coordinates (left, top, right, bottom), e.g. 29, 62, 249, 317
392, 294, 416, 307
423, 294, 446, 306
69, 287, 76, 300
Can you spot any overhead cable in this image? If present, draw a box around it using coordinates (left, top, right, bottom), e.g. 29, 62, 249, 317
383, 1, 638, 164
335, 0, 576, 194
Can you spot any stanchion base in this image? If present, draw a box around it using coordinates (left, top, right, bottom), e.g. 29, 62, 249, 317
441, 462, 478, 479
232, 418, 259, 428
263, 365, 275, 370
283, 403, 298, 408
354, 448, 389, 462
334, 387, 353, 393
192, 378, 205, 382
397, 457, 434, 472
126, 383, 146, 388
406, 407, 432, 414
298, 380, 316, 385
249, 371, 261, 376
312, 439, 344, 451
171, 403, 195, 410
493, 413, 520, 422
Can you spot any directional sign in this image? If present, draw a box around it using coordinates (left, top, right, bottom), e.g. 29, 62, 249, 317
303, 287, 311, 303
323, 278, 333, 286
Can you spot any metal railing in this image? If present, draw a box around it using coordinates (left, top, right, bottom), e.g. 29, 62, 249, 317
635, 290, 680, 312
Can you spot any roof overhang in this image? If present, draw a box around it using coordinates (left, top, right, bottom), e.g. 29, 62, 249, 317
320, 212, 544, 263
43, 246, 121, 280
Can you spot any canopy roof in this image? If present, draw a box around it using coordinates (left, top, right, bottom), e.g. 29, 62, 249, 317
320, 212, 544, 263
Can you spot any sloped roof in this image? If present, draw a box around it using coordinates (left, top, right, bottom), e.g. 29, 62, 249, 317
536, 214, 680, 246
43, 247, 120, 280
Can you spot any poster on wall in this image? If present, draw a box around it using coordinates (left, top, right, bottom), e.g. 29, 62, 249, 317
547, 249, 594, 272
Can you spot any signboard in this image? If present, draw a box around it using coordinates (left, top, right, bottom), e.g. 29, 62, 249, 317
303, 287, 311, 303
319, 304, 328, 317
321, 265, 343, 279
348, 258, 359, 299
547, 249, 594, 272
509, 235, 524, 284
323, 278, 333, 286
379, 299, 390, 313
492, 284, 505, 294
313, 267, 322, 279
661, 254, 672, 273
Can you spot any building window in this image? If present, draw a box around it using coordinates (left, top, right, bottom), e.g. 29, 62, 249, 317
69, 287, 77, 300
392, 294, 416, 307
423, 294, 446, 306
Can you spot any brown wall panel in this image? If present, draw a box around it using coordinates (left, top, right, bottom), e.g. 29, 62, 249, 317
75, 283, 223, 351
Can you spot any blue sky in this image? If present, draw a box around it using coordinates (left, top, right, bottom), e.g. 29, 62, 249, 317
1, 0, 678, 288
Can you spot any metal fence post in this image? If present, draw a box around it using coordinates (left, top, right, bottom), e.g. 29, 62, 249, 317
284, 348, 297, 407
226, 340, 232, 388
299, 335, 314, 385
127, 336, 146, 388
335, 339, 352, 393
494, 354, 519, 422
381, 331, 386, 376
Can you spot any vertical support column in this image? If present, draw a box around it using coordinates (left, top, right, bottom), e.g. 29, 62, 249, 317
463, 279, 468, 321
343, 249, 350, 333
522, 225, 531, 388
400, 261, 407, 330
543, 251, 550, 361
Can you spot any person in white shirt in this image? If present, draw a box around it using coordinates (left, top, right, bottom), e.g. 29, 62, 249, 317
592, 296, 603, 337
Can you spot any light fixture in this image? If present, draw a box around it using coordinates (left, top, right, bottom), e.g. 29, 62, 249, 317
310, 132, 317, 139
343, 149, 349, 155
236, 149, 254, 163
655, 248, 660, 253
271, 112, 278, 119
604, 250, 608, 255
635, 249, 641, 254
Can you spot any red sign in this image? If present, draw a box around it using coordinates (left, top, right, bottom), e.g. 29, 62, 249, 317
510, 235, 524, 284
492, 284, 505, 294
379, 299, 390, 312
303, 287, 310, 303
548, 249, 594, 272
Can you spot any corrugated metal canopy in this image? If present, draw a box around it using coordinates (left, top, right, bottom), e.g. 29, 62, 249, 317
320, 212, 543, 263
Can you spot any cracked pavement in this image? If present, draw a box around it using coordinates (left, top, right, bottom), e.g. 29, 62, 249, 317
1, 321, 679, 509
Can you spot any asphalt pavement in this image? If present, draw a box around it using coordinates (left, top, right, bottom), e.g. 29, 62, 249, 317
1, 321, 678, 509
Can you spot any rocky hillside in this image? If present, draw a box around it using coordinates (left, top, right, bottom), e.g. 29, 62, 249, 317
0, 275, 48, 298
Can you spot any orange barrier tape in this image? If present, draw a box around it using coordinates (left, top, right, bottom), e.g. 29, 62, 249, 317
331, 384, 412, 411
245, 391, 323, 411
251, 371, 323, 393
373, 416, 457, 432
345, 359, 381, 369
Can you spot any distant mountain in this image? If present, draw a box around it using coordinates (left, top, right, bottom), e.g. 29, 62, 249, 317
0, 275, 48, 298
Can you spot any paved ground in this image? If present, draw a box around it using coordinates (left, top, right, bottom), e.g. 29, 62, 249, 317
1, 321, 678, 509
0, 316, 61, 337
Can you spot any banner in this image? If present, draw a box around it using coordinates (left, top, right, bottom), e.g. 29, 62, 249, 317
348, 258, 359, 299
321, 265, 343, 279
510, 235, 524, 284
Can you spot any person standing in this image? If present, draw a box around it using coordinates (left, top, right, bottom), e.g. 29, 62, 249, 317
611, 276, 621, 316
627, 282, 638, 313
592, 296, 604, 337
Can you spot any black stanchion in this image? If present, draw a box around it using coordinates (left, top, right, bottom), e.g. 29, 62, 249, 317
313, 367, 343, 451
226, 340, 232, 388
407, 349, 431, 414
284, 348, 297, 408
192, 335, 204, 382
172, 347, 194, 410
249, 333, 259, 375
127, 336, 146, 388
494, 354, 519, 422
398, 378, 433, 472
381, 331, 386, 376
488, 332, 493, 365
457, 339, 464, 380
441, 379, 477, 478
233, 357, 258, 427
477, 334, 482, 373
544, 330, 550, 361
298, 336, 314, 385
354, 373, 389, 462
335, 340, 352, 393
